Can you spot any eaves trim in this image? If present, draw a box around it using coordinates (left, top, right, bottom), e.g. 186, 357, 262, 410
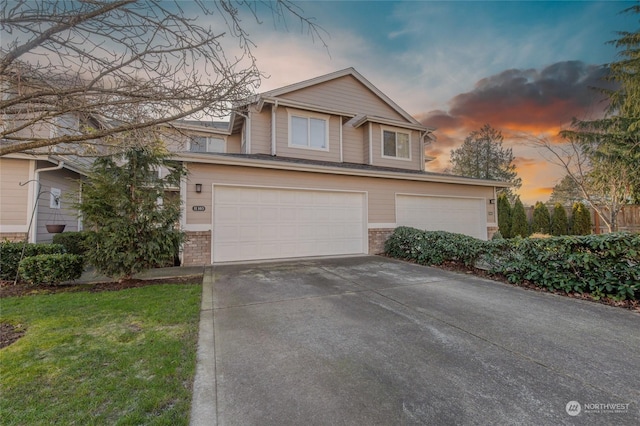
173, 153, 512, 188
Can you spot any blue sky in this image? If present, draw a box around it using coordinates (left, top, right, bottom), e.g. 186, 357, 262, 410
236, 0, 636, 203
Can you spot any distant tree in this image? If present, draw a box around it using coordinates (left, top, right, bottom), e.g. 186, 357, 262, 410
77, 141, 185, 280
550, 203, 569, 236
531, 6, 640, 231
571, 202, 592, 235
497, 193, 512, 238
548, 175, 584, 206
511, 197, 530, 237
531, 201, 551, 234
449, 124, 522, 199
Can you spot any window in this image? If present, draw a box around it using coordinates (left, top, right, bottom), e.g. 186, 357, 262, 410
289, 113, 328, 150
190, 136, 225, 153
382, 130, 410, 159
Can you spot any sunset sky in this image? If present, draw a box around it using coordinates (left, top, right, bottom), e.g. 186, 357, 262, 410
230, 0, 636, 205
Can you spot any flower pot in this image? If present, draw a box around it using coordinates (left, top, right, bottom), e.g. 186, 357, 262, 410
46, 224, 66, 233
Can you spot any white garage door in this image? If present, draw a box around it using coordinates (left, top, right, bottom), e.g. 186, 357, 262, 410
213, 186, 366, 262
396, 194, 487, 240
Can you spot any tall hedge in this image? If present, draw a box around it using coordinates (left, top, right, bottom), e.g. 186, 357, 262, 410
551, 203, 569, 236
497, 193, 512, 238
571, 202, 592, 235
531, 201, 551, 234
511, 197, 530, 237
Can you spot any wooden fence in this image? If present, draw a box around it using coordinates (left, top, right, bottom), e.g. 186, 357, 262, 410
525, 204, 640, 234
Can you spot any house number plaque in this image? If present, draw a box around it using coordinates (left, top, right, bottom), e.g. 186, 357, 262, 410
192, 206, 206, 212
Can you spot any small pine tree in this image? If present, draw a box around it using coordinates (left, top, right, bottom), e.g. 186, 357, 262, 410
550, 203, 569, 236
77, 144, 186, 280
571, 202, 592, 235
511, 197, 530, 237
497, 192, 512, 238
531, 201, 551, 234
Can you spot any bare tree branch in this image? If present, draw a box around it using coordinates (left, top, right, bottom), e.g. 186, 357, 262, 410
1, 0, 327, 156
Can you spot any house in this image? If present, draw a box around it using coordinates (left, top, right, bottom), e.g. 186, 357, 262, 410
167, 68, 509, 265
0, 154, 86, 243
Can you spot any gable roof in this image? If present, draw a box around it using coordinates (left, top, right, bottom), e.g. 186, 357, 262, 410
260, 68, 425, 127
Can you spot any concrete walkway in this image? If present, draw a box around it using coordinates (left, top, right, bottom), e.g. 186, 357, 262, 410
190, 256, 640, 425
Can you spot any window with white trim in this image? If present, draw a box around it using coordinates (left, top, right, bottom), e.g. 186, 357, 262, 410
190, 136, 226, 153
382, 129, 411, 159
289, 112, 328, 150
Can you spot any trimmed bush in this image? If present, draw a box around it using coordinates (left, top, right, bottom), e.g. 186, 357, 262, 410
511, 198, 530, 237
492, 233, 640, 300
571, 202, 592, 235
551, 203, 569, 236
52, 231, 89, 256
497, 193, 512, 238
385, 227, 485, 267
0, 242, 65, 281
18, 254, 84, 286
531, 201, 551, 234
384, 227, 639, 301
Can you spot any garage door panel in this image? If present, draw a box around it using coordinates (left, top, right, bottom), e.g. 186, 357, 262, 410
397, 195, 486, 240
213, 186, 365, 262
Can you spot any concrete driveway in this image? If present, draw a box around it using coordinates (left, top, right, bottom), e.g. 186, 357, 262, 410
191, 256, 639, 425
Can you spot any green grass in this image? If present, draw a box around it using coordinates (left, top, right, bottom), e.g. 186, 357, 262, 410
0, 283, 202, 425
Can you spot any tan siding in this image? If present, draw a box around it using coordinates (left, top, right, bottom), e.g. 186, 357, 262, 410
0, 158, 30, 226
274, 107, 340, 162
280, 76, 407, 122
342, 124, 364, 164
36, 165, 81, 242
370, 124, 421, 171
226, 134, 241, 154
185, 164, 495, 226
250, 109, 271, 154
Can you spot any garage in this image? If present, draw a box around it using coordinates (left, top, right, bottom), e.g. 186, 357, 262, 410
396, 194, 487, 240
212, 185, 367, 262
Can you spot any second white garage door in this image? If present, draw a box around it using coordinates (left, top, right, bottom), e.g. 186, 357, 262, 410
396, 194, 487, 240
213, 186, 366, 262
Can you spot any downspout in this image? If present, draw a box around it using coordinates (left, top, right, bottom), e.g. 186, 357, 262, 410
339, 116, 343, 163
420, 131, 426, 171
29, 160, 64, 243
271, 100, 278, 156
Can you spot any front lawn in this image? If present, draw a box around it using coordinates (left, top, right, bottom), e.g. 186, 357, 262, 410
0, 283, 201, 425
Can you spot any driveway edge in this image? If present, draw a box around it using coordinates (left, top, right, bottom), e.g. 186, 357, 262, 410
190, 266, 217, 426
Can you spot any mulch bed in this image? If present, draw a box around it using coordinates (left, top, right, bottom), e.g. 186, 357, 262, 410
0, 322, 26, 349
0, 275, 203, 299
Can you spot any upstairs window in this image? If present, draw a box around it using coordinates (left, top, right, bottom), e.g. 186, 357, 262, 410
190, 136, 225, 153
289, 112, 329, 151
382, 129, 410, 159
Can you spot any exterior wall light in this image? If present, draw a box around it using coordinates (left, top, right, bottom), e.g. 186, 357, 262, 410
489, 199, 496, 204
195, 183, 202, 193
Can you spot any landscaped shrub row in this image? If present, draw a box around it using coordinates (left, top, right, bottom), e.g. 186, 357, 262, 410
52, 231, 89, 256
18, 254, 84, 286
1, 241, 86, 285
0, 242, 66, 280
498, 233, 640, 300
384, 227, 640, 301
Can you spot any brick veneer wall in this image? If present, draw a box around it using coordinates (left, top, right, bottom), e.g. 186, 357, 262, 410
0, 232, 28, 242
183, 231, 211, 266
368, 228, 394, 255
